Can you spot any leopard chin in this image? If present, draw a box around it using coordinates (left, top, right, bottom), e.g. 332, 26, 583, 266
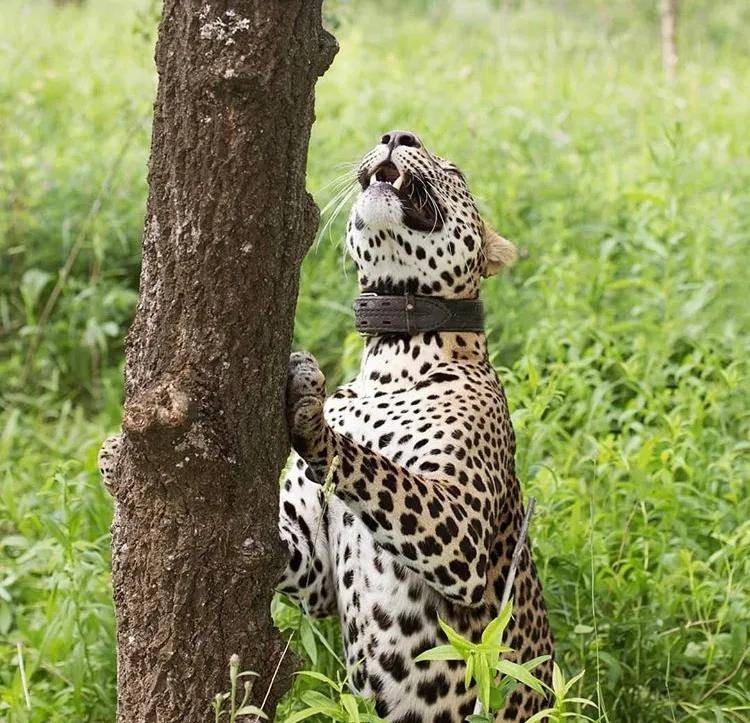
358, 160, 444, 233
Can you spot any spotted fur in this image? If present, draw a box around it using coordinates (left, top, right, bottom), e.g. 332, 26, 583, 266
278, 132, 554, 722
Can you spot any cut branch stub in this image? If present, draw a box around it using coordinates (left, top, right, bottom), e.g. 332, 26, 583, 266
122, 377, 195, 438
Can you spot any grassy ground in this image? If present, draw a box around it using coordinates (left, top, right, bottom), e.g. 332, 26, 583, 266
1, 0, 749, 720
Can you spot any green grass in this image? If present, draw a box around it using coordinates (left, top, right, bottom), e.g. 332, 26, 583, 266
2, 0, 749, 720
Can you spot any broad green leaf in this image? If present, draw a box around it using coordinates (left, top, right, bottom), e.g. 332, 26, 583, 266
235, 705, 267, 718
524, 707, 556, 723
286, 707, 340, 723
495, 659, 545, 695
438, 616, 473, 653
464, 653, 475, 692
340, 693, 361, 723
521, 655, 552, 671
489, 683, 507, 710
414, 645, 465, 663
20, 269, 52, 310
295, 670, 339, 689
301, 690, 339, 708
494, 676, 518, 697
475, 653, 492, 709
552, 662, 565, 698
565, 697, 597, 707
477, 642, 513, 656
299, 618, 318, 665
481, 601, 513, 647
564, 668, 586, 694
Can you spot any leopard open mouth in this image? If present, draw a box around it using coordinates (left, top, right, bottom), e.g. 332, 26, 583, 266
359, 161, 444, 233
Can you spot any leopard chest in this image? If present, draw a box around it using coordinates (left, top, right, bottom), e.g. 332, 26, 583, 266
325, 495, 463, 717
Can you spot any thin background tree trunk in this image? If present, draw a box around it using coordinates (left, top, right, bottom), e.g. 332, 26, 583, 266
660, 0, 678, 82
102, 2, 336, 720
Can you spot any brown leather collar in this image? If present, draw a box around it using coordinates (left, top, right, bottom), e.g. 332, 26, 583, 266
353, 293, 484, 336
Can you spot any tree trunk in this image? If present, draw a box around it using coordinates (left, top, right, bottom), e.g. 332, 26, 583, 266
100, 2, 336, 721
660, 0, 678, 82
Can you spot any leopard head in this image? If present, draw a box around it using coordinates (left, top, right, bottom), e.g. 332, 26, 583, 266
346, 130, 516, 299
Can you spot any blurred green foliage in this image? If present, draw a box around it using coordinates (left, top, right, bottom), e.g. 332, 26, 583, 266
1, 0, 749, 721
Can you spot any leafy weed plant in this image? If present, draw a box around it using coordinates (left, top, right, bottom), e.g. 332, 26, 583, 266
415, 602, 596, 722
211, 655, 266, 722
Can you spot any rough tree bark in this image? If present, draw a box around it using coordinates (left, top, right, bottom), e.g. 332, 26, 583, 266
100, 2, 336, 721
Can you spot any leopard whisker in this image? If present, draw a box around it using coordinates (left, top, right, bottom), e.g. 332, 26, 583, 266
316, 181, 358, 248
316, 169, 358, 194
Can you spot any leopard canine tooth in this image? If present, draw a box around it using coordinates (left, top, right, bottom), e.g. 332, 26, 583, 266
370, 172, 378, 186
392, 173, 405, 191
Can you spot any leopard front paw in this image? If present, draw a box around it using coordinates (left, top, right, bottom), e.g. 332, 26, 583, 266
287, 352, 326, 454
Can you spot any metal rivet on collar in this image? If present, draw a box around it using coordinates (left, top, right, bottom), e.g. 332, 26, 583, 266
405, 293, 417, 335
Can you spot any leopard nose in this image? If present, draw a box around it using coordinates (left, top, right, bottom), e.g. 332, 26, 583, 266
381, 130, 421, 150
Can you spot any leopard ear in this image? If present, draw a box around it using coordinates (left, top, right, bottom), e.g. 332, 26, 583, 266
482, 222, 517, 277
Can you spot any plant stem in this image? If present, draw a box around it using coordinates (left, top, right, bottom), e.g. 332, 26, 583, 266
473, 497, 537, 715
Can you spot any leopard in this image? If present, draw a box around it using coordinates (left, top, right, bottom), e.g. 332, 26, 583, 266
279, 130, 555, 722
